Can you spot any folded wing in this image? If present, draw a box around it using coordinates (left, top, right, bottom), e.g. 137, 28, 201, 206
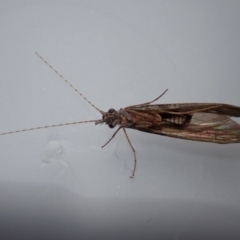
135, 113, 240, 144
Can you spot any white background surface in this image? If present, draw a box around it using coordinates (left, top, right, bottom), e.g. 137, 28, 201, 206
0, 1, 240, 239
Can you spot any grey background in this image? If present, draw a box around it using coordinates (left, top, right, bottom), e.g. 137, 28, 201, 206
0, 1, 240, 239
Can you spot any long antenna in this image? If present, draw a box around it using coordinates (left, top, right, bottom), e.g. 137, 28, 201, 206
35, 52, 104, 114
0, 120, 99, 136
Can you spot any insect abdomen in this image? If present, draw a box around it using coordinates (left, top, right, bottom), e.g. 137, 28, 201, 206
161, 113, 192, 126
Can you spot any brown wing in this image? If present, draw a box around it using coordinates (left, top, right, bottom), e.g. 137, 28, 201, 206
129, 113, 240, 144
129, 103, 240, 117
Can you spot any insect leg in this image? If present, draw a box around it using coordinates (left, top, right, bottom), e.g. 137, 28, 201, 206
122, 128, 137, 178
126, 89, 168, 108
101, 126, 122, 148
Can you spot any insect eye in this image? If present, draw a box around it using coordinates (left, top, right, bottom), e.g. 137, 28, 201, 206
108, 108, 115, 113
108, 124, 115, 128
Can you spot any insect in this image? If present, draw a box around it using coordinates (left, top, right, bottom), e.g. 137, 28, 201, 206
1, 53, 240, 178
